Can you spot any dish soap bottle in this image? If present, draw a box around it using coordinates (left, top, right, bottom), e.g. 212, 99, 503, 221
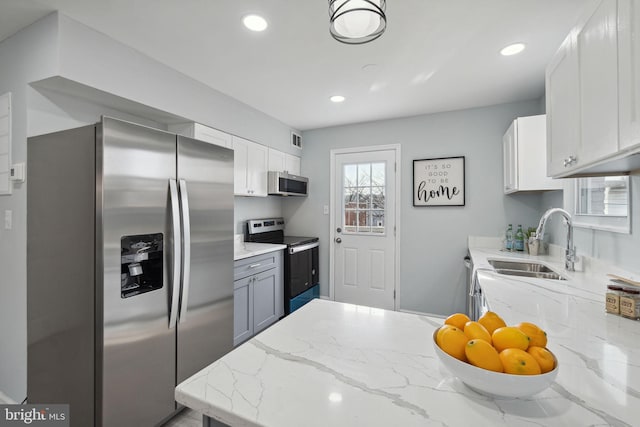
515, 224, 525, 251
505, 224, 513, 251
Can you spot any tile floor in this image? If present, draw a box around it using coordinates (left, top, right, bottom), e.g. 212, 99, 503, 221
161, 408, 203, 427
1, 393, 207, 426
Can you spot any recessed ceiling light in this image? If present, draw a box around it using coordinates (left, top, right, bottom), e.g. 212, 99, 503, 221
330, 95, 345, 103
500, 43, 526, 56
243, 14, 268, 32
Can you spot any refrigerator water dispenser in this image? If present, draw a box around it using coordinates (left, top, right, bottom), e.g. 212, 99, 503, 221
120, 233, 163, 298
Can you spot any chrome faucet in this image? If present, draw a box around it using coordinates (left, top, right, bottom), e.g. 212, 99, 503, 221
535, 208, 576, 271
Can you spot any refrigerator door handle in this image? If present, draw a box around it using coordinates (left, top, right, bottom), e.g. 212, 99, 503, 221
169, 179, 182, 329
178, 179, 191, 323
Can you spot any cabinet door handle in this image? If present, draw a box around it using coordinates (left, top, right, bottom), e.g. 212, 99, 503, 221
249, 263, 262, 269
563, 155, 577, 167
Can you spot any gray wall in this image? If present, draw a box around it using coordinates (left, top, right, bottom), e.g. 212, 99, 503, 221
285, 100, 545, 315
0, 12, 289, 401
0, 13, 60, 404
541, 172, 640, 275
234, 197, 283, 235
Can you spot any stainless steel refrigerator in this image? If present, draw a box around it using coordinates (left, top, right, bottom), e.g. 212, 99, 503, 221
27, 117, 234, 426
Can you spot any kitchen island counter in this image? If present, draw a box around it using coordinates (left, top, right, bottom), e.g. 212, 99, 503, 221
176, 290, 638, 426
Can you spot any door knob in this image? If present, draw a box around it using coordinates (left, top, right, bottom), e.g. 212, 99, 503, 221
335, 237, 342, 243
336, 227, 342, 233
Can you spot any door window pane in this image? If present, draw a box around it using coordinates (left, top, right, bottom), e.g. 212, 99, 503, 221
371, 210, 385, 233
371, 163, 385, 186
343, 162, 386, 235
344, 187, 357, 208
344, 209, 357, 232
344, 164, 357, 187
371, 186, 385, 209
358, 164, 371, 187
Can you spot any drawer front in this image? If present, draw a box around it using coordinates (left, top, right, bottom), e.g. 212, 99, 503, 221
234, 250, 282, 280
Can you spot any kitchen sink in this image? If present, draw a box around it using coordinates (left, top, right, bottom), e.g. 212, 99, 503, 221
488, 260, 554, 273
493, 269, 567, 281
488, 260, 567, 281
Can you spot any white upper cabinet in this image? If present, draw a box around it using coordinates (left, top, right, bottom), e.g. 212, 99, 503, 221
546, 32, 580, 177
619, 0, 640, 151
233, 136, 268, 197
503, 121, 517, 193
503, 115, 562, 194
577, 0, 619, 165
167, 122, 233, 148
268, 148, 301, 176
546, 0, 640, 177
285, 154, 301, 176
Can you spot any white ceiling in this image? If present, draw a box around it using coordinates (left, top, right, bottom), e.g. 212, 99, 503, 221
0, 0, 596, 130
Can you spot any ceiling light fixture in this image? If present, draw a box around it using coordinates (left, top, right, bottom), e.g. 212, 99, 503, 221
243, 14, 268, 32
500, 43, 526, 56
330, 95, 346, 103
329, 0, 386, 44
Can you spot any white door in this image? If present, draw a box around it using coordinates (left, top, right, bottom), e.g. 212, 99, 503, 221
332, 148, 398, 310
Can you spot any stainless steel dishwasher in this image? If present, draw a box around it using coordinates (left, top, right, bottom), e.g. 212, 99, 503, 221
465, 253, 488, 321
464, 253, 474, 318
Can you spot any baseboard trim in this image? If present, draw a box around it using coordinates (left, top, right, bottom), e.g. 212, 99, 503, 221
319, 295, 331, 300
399, 308, 445, 318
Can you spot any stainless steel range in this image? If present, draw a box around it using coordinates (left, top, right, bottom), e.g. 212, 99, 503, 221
245, 218, 319, 314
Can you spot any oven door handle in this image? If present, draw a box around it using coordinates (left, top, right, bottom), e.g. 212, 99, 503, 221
289, 241, 319, 254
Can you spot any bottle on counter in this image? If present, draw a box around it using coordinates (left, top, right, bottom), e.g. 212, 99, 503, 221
505, 224, 513, 251
515, 225, 525, 251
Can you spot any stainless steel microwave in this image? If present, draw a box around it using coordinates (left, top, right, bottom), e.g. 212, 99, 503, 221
268, 171, 308, 196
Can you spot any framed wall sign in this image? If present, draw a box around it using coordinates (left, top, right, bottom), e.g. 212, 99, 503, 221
413, 156, 465, 207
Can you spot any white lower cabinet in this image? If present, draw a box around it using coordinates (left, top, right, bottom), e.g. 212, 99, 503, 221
233, 251, 283, 346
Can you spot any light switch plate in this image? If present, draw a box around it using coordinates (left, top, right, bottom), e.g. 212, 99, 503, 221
10, 162, 25, 183
323, 205, 329, 215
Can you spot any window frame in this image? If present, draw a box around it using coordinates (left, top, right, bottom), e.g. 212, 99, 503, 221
565, 175, 631, 234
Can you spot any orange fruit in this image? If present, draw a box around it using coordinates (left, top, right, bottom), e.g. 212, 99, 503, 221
436, 324, 457, 346
444, 313, 471, 330
516, 322, 548, 348
492, 327, 530, 352
527, 346, 556, 373
436, 325, 468, 362
463, 321, 492, 344
465, 339, 503, 373
477, 311, 506, 335
499, 348, 541, 375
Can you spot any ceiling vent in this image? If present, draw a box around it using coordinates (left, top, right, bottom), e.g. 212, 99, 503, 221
291, 132, 302, 149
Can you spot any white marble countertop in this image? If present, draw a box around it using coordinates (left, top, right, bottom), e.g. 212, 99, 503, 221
176, 246, 640, 426
234, 241, 286, 261
468, 245, 639, 426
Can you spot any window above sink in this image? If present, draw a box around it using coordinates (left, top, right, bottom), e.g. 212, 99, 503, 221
566, 175, 631, 234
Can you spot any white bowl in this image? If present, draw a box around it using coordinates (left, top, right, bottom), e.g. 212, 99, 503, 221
432, 330, 558, 398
